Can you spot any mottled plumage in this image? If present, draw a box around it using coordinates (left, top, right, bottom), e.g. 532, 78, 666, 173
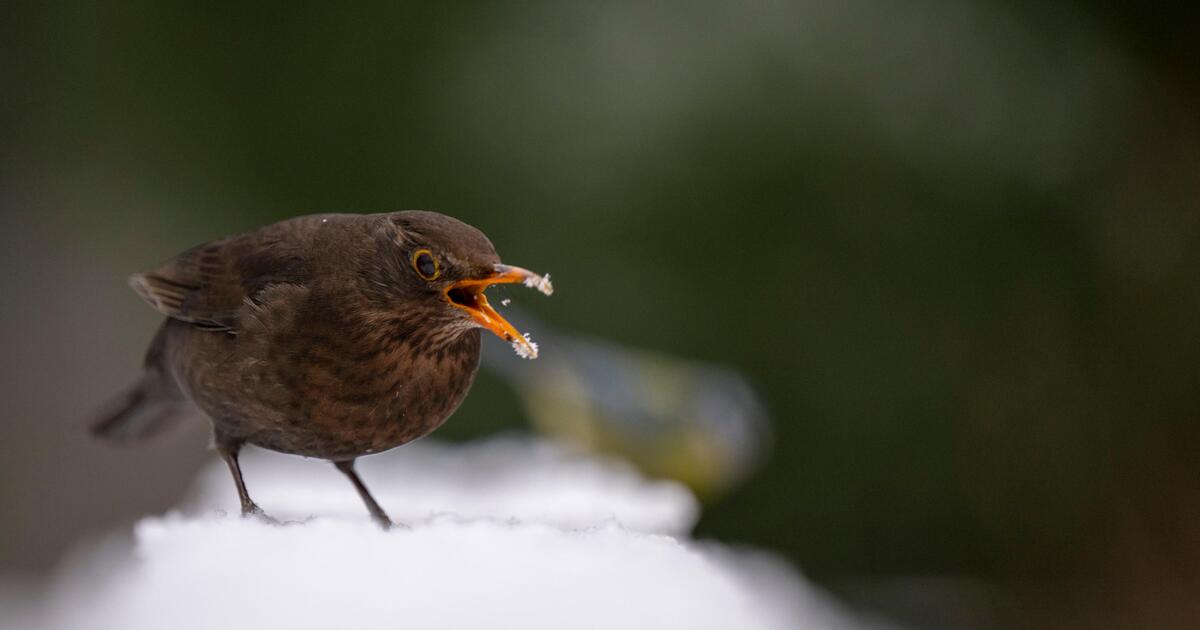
93, 211, 552, 527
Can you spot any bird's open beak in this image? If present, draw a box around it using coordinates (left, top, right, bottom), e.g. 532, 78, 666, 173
444, 264, 553, 359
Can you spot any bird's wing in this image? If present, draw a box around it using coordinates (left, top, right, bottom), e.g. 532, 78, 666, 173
129, 216, 332, 332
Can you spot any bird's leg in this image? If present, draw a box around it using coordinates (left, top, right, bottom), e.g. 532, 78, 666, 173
333, 459, 398, 530
216, 441, 276, 523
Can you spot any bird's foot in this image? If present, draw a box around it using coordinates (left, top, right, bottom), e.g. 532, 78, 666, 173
373, 514, 408, 531
241, 503, 281, 526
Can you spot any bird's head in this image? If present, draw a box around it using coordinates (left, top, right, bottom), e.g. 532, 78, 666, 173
374, 210, 552, 358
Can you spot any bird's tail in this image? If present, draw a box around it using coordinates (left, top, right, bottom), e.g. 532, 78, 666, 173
89, 374, 189, 442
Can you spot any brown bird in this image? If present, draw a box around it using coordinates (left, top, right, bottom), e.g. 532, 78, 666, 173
91, 211, 553, 528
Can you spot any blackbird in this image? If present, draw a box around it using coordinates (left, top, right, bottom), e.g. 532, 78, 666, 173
91, 211, 553, 528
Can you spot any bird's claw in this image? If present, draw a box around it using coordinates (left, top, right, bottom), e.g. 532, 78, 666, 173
375, 517, 410, 531
241, 504, 282, 526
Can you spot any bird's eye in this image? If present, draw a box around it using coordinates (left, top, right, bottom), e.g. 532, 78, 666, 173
411, 249, 440, 281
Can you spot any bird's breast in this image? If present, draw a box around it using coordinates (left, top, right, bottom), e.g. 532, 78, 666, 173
174, 310, 486, 459
282, 323, 482, 458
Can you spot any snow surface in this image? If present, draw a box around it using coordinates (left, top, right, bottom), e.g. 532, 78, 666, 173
10, 437, 891, 630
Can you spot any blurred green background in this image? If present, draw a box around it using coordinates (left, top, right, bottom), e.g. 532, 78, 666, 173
3, 2, 1199, 628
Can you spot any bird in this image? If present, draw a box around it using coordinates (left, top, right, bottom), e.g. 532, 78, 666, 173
481, 308, 769, 500
90, 211, 553, 528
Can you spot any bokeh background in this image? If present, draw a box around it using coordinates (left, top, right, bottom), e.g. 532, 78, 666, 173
2, 2, 1198, 628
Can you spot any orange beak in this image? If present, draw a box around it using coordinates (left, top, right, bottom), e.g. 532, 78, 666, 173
444, 264, 553, 359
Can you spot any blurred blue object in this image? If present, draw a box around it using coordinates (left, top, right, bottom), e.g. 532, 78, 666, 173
483, 308, 770, 499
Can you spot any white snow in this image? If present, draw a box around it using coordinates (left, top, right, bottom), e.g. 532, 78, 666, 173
7, 437, 891, 630
523, 272, 553, 296
189, 437, 695, 533
512, 333, 539, 360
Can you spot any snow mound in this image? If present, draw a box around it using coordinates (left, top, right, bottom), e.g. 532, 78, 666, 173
18, 437, 889, 630
186, 436, 697, 534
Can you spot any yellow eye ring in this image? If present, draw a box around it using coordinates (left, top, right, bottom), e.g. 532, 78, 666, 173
411, 248, 440, 281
